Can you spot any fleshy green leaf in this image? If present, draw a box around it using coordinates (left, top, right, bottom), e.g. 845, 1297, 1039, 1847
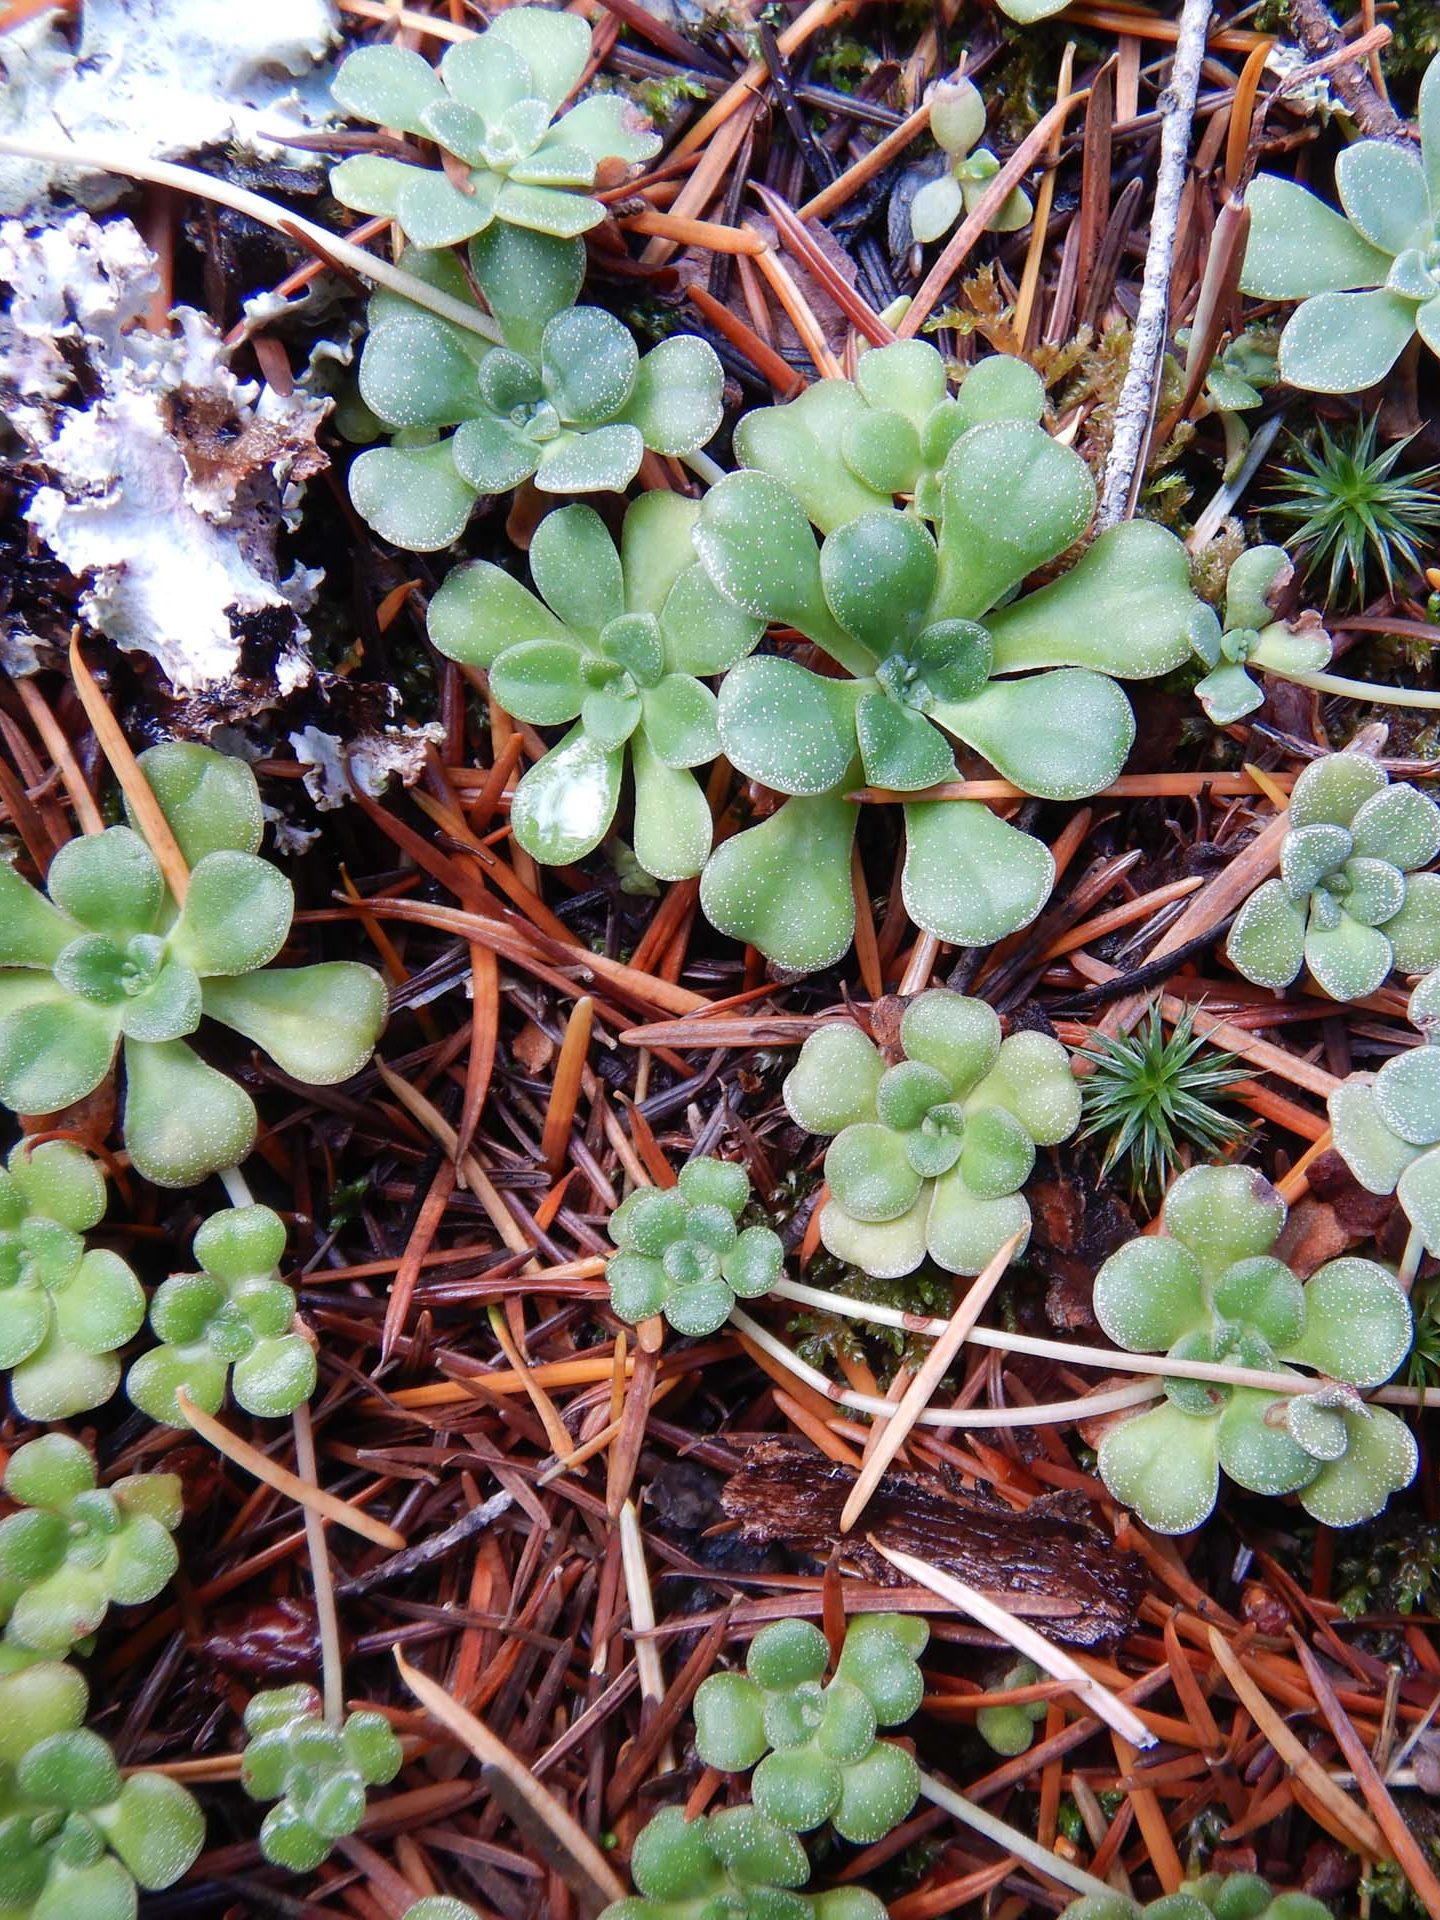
855, 694, 956, 791
169, 853, 292, 977
734, 382, 892, 534
933, 669, 1135, 800
700, 793, 857, 972
631, 739, 714, 883
138, 743, 264, 863
622, 334, 723, 455
1279, 289, 1420, 395
535, 422, 643, 493
1300, 1405, 1418, 1526
910, 172, 965, 245
1240, 173, 1394, 299
541, 306, 638, 426
486, 5, 592, 114
1335, 140, 1432, 255
508, 729, 623, 865
1375, 1043, 1440, 1146
1216, 1388, 1319, 1496
1329, 1078, 1419, 1193
695, 472, 861, 667
1399, 1147, 1440, 1252
530, 503, 624, 634
902, 799, 1053, 946
784, 1023, 884, 1135
640, 674, 719, 769
332, 43, 445, 134
1383, 871, 1440, 972
820, 510, 937, 657
1304, 909, 1392, 1001
46, 828, 162, 943
825, 1123, 924, 1224
1093, 1237, 1206, 1351
717, 656, 858, 797
428, 559, 569, 668
349, 441, 475, 551
924, 1172, 1030, 1275
1293, 1257, 1411, 1386
359, 310, 484, 430
932, 421, 1094, 620
855, 340, 949, 426
820, 1188, 930, 1279
0, 862, 73, 969
1163, 1164, 1285, 1274
0, 994, 120, 1115
122, 1038, 257, 1188
201, 964, 387, 1086
1351, 782, 1440, 869
1227, 878, 1306, 989
987, 519, 1212, 678
1098, 1400, 1220, 1533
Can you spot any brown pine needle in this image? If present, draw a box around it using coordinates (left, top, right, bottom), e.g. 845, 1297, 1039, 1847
840, 1233, 1023, 1534
68, 631, 190, 901
873, 1542, 1156, 1750
176, 1390, 404, 1548
394, 1646, 627, 1910
542, 995, 594, 1178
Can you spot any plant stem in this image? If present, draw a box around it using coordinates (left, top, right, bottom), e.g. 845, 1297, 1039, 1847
681, 448, 728, 486
292, 1399, 345, 1730
1096, 0, 1213, 527
770, 1277, 1318, 1394
729, 1306, 1162, 1425
918, 1769, 1123, 1901
1271, 668, 1440, 711
0, 137, 504, 345
218, 1165, 255, 1209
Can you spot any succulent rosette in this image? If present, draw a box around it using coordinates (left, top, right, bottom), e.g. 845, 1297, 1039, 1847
598, 1804, 888, 1920
605, 1157, 783, 1336
0, 743, 387, 1188
694, 1615, 926, 1844
347, 231, 723, 550
1239, 54, 1440, 393
1188, 545, 1331, 726
241, 1683, 404, 1872
0, 1436, 181, 1666
783, 991, 1080, 1278
0, 1139, 144, 1422
428, 496, 763, 880
0, 1661, 204, 1916
909, 81, 1032, 248
1227, 750, 1440, 1001
128, 1202, 314, 1426
331, 7, 660, 248
1330, 968, 1440, 1253
1093, 1164, 1415, 1534
694, 399, 1213, 970
1063, 1874, 1331, 1920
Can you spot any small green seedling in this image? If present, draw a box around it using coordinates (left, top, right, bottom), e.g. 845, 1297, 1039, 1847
0, 1435, 181, 1667
1076, 1002, 1246, 1199
0, 1660, 204, 1914
347, 233, 722, 550
693, 1614, 926, 1844
240, 1683, 404, 1871
1093, 1164, 1415, 1534
331, 7, 659, 247
1239, 54, 1440, 392
1330, 969, 1440, 1255
909, 80, 1032, 247
0, 743, 387, 1188
598, 1804, 888, 1920
1062, 1871, 1331, 1920
0, 1139, 144, 1422
1188, 546, 1331, 726
734, 342, 1049, 528
429, 497, 762, 879
1227, 749, 1440, 1001
605, 1157, 783, 1336
975, 1659, 1047, 1758
696, 417, 1212, 968
783, 992, 1080, 1279
127, 1203, 314, 1426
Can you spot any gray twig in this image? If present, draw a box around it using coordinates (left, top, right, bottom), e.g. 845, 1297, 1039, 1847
1096, 0, 1214, 531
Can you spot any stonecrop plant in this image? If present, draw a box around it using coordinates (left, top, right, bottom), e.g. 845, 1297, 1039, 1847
909, 80, 1032, 247
346, 232, 723, 550
0, 743, 388, 1188
605, 1157, 783, 1336
0, 1436, 181, 1667
428, 496, 762, 879
1093, 1165, 1416, 1534
974, 1659, 1046, 1758
599, 1805, 888, 1920
240, 1683, 404, 1871
783, 992, 1080, 1279
695, 401, 1212, 969
127, 1202, 314, 1427
1062, 1876, 1331, 1920
331, 7, 660, 247
1226, 749, 1440, 1001
0, 1139, 144, 1422
693, 1614, 926, 1844
0, 1660, 204, 1916
1330, 968, 1440, 1255
733, 342, 1052, 528
1239, 52, 1440, 391
1188, 545, 1331, 726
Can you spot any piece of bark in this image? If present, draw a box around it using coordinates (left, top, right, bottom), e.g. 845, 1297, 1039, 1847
721, 1438, 1144, 1648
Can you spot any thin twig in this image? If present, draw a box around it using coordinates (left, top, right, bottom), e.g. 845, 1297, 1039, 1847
1096, 0, 1213, 529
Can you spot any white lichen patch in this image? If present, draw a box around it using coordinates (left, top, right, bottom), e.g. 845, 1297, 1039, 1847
1, 211, 329, 700
289, 723, 447, 811
0, 0, 338, 215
